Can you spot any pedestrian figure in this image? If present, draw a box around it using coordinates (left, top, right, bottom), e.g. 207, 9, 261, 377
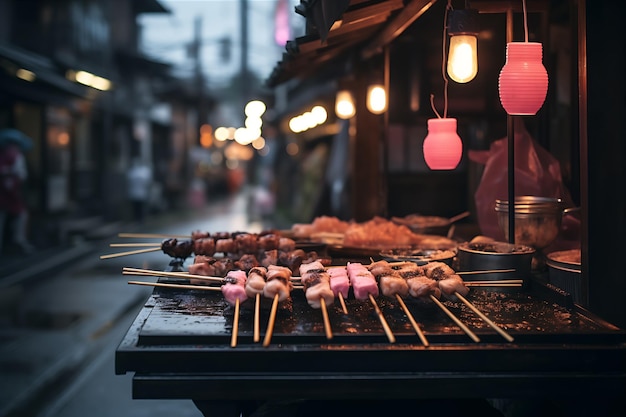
127, 158, 152, 224
0, 141, 34, 255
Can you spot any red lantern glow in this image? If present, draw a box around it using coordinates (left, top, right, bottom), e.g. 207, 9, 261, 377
423, 118, 463, 170
498, 42, 548, 115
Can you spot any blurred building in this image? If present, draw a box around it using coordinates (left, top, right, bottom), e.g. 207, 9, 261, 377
0, 0, 215, 248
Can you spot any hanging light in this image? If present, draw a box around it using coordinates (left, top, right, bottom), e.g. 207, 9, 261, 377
335, 90, 356, 119
447, 8, 479, 83
423, 117, 463, 170
498, 0, 548, 115
498, 42, 548, 115
366, 84, 387, 114
423, 0, 463, 171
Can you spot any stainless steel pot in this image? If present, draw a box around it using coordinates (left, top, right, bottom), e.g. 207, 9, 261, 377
495, 196, 579, 250
546, 249, 582, 303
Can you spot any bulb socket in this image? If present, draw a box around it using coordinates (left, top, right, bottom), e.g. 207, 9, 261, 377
448, 9, 479, 35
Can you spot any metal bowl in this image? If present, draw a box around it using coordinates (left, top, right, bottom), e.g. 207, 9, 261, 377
457, 240, 536, 282
380, 246, 457, 266
495, 196, 566, 250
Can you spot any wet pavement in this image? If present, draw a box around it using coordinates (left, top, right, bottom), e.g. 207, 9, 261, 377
0, 190, 269, 417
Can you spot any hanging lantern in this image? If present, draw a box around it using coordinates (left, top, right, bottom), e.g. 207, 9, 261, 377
423, 118, 462, 170
498, 42, 548, 115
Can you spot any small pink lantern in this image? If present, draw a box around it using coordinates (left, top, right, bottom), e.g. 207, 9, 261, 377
423, 118, 463, 170
498, 42, 548, 115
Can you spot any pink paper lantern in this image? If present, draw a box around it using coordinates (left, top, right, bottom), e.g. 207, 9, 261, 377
498, 42, 548, 115
423, 118, 463, 170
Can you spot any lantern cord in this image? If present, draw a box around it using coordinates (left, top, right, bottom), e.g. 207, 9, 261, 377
431, 0, 453, 119
523, 0, 528, 42
430, 94, 441, 118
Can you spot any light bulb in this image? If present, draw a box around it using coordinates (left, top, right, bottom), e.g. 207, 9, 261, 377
335, 90, 355, 119
447, 35, 478, 83
366, 84, 387, 114
446, 8, 479, 84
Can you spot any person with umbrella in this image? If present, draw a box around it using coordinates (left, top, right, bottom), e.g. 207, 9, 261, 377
0, 128, 35, 255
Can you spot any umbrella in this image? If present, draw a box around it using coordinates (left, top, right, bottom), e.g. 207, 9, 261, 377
0, 128, 34, 151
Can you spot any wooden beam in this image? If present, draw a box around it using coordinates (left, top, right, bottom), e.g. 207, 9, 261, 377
362, 0, 438, 60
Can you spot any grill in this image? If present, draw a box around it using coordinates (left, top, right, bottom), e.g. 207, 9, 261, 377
116, 273, 626, 402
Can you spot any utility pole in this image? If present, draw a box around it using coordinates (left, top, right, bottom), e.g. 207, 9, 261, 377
193, 15, 205, 124
240, 0, 249, 107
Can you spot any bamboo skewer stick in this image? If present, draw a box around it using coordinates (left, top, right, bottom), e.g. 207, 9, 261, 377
458, 269, 516, 275
110, 242, 162, 247
122, 267, 223, 284
465, 283, 522, 287
100, 247, 161, 259
369, 294, 395, 343
320, 297, 333, 340
230, 298, 240, 348
253, 293, 261, 343
383, 261, 515, 276
337, 292, 349, 314
262, 294, 280, 347
118, 232, 190, 239
127, 280, 220, 291
464, 279, 523, 284
395, 294, 429, 347
454, 291, 514, 342
429, 295, 480, 343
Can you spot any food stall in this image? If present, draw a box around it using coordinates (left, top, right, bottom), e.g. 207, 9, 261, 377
115, 0, 625, 416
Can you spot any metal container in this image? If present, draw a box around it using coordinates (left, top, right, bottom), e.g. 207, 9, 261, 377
457, 240, 535, 282
494, 196, 573, 250
546, 249, 582, 303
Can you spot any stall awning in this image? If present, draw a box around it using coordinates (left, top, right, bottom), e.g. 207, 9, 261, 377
0, 43, 89, 98
267, 0, 438, 87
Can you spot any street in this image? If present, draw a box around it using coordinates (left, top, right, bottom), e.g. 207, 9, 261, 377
1, 191, 268, 417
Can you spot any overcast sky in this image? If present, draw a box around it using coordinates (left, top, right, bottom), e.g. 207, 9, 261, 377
138, 0, 302, 88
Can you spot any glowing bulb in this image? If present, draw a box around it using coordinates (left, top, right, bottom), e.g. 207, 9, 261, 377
335, 90, 355, 119
447, 35, 478, 83
366, 84, 387, 114
446, 9, 479, 84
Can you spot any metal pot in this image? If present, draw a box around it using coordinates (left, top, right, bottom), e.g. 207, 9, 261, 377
546, 249, 582, 303
495, 196, 579, 250
457, 240, 536, 282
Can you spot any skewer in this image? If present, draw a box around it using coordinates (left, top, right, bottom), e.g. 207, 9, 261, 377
127, 280, 221, 291
110, 242, 161, 247
464, 282, 522, 287
122, 267, 223, 284
320, 297, 333, 340
253, 293, 261, 343
368, 293, 396, 343
395, 294, 429, 347
464, 279, 523, 285
383, 261, 515, 276
230, 298, 240, 348
457, 269, 516, 275
100, 247, 161, 259
337, 292, 349, 314
429, 295, 480, 343
262, 294, 280, 347
454, 291, 514, 342
118, 232, 190, 239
